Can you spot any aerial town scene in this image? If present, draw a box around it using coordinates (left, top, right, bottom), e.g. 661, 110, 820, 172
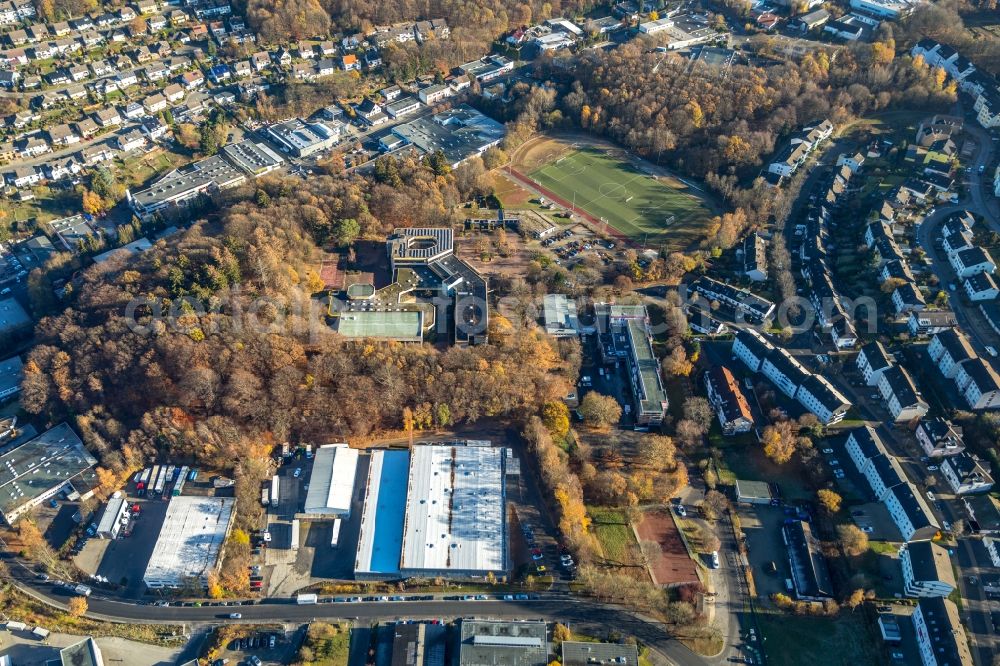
0, 0, 998, 664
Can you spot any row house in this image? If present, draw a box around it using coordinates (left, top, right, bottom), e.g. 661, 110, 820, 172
964, 271, 999, 302
876, 365, 929, 423
955, 357, 1000, 411
948, 245, 996, 279
891, 282, 926, 315
929, 329, 977, 379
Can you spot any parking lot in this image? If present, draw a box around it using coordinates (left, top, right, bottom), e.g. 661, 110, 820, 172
90, 497, 169, 598
215, 625, 300, 666
736, 504, 795, 599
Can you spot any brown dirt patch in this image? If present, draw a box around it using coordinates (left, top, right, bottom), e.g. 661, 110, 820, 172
636, 510, 700, 587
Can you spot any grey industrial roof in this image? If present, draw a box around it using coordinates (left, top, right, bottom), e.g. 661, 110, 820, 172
221, 140, 284, 175
387, 227, 454, 263
391, 105, 504, 167
458, 620, 547, 666
0, 423, 97, 522
130, 155, 246, 211
143, 496, 235, 586
399, 445, 507, 575
562, 642, 639, 666
0, 355, 23, 398
303, 444, 359, 517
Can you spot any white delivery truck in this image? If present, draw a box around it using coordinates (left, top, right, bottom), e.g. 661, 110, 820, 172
296, 593, 318, 604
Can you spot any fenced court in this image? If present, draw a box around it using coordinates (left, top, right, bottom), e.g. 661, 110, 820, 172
512, 141, 715, 249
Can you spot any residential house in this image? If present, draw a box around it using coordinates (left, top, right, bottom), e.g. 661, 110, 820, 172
940, 452, 993, 495
732, 328, 773, 373
836, 151, 865, 173
704, 366, 754, 435
743, 232, 767, 282
73, 118, 99, 139
884, 482, 940, 542
162, 83, 184, 104
179, 70, 204, 89
251, 51, 270, 71
117, 129, 146, 152
877, 366, 929, 423
911, 598, 973, 666
900, 541, 955, 598
964, 272, 998, 302
143, 92, 167, 114
907, 310, 957, 338
929, 329, 977, 379
846, 426, 886, 475
892, 282, 926, 314
44, 156, 82, 181
123, 102, 145, 120
79, 142, 114, 165
862, 453, 907, 502
915, 418, 964, 458
761, 347, 809, 399
340, 54, 359, 71
949, 246, 996, 279
94, 107, 122, 127
955, 358, 1000, 410
140, 116, 168, 140
796, 374, 851, 425
8, 165, 40, 187
46, 123, 78, 146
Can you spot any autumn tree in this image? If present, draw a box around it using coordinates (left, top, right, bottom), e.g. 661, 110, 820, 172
578, 392, 622, 429
761, 421, 796, 464
67, 596, 88, 617
662, 345, 693, 377
702, 490, 729, 521
817, 489, 842, 514
837, 524, 869, 557
844, 588, 865, 610
542, 401, 570, 437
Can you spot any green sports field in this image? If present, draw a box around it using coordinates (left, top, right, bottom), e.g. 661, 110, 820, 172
527, 147, 714, 247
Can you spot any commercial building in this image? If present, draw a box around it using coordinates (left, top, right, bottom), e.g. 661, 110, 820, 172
375, 622, 446, 666
220, 140, 284, 176
457, 620, 547, 666
399, 445, 507, 578
128, 155, 246, 220
303, 444, 359, 518
543, 294, 580, 337
562, 642, 639, 666
458, 55, 513, 83
850, 0, 917, 19
334, 226, 489, 345
596, 304, 668, 425
704, 366, 753, 435
900, 541, 955, 598
355, 449, 410, 579
58, 638, 104, 666
0, 423, 98, 524
265, 118, 339, 157
783, 520, 832, 600
143, 496, 236, 588
95, 495, 129, 539
735, 479, 774, 505
389, 106, 505, 168
48, 215, 98, 252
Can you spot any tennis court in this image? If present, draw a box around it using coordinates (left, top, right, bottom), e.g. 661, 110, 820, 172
527, 147, 714, 247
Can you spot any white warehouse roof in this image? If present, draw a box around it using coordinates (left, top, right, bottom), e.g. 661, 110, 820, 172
399, 445, 507, 577
304, 444, 359, 518
143, 496, 235, 588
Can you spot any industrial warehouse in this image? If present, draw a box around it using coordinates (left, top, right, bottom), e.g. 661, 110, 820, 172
302, 444, 359, 518
0, 422, 98, 525
143, 496, 236, 589
355, 443, 508, 580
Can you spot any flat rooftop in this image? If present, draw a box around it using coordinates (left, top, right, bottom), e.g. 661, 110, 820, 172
355, 449, 410, 578
335, 310, 423, 341
130, 155, 246, 211
400, 444, 507, 576
303, 444, 359, 517
0, 297, 31, 334
391, 106, 505, 167
387, 227, 454, 264
47, 215, 97, 252
221, 140, 284, 175
0, 355, 23, 398
0, 423, 97, 523
143, 496, 235, 587
458, 620, 547, 666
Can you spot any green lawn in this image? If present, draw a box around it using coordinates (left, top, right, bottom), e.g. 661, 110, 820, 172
715, 439, 814, 502
528, 148, 714, 247
756, 611, 881, 666
588, 506, 642, 568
